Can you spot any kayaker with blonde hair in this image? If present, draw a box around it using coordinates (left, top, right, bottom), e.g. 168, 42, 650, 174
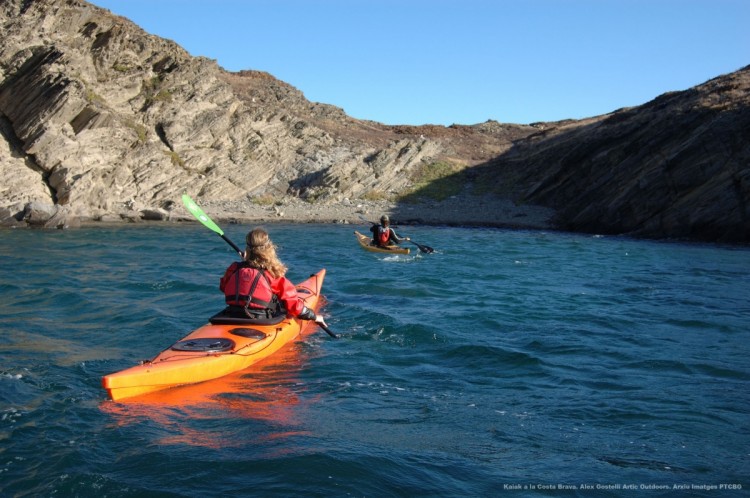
220, 227, 327, 326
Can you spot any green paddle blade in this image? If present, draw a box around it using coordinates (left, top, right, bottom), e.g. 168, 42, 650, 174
181, 194, 224, 235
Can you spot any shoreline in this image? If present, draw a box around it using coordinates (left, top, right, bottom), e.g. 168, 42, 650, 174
188, 196, 557, 231
5, 195, 558, 232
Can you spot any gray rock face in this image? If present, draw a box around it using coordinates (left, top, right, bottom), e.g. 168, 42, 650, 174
0, 0, 747, 243
0, 0, 508, 227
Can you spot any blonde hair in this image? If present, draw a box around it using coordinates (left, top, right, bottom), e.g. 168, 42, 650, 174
244, 227, 287, 278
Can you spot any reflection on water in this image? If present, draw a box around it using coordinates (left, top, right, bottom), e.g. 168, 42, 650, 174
100, 324, 323, 449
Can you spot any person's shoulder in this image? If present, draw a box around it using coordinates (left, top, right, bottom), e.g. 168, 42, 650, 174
265, 270, 284, 280
228, 260, 251, 270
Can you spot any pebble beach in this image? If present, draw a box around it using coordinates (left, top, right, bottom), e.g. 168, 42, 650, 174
194, 195, 556, 231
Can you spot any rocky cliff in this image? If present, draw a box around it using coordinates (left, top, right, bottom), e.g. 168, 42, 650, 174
467, 67, 750, 243
0, 0, 747, 243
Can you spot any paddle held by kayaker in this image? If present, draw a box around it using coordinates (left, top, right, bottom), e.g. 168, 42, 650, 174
370, 215, 410, 248
219, 227, 327, 327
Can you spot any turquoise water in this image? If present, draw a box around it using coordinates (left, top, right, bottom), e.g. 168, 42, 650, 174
1, 223, 748, 497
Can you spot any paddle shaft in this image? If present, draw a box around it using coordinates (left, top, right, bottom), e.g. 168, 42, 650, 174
408, 239, 434, 254
221, 234, 243, 256
182, 194, 243, 257
319, 323, 338, 338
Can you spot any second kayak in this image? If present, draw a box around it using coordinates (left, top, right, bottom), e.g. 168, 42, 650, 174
354, 230, 410, 254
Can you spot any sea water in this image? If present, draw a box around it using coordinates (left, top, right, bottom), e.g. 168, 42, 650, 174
1, 223, 748, 497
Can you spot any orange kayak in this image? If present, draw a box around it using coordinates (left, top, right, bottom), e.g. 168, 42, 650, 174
102, 269, 326, 401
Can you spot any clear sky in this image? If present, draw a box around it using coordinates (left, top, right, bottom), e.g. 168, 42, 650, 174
88, 0, 748, 126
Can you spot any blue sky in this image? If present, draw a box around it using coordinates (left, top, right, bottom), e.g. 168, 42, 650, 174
89, 0, 748, 126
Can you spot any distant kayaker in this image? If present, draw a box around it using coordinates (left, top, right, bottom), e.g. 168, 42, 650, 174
370, 215, 410, 248
220, 227, 327, 327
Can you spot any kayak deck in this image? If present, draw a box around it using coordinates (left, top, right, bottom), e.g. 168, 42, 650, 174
354, 230, 410, 254
102, 269, 326, 401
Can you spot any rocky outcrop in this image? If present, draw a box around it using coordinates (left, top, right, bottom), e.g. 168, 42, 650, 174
0, 0, 530, 229
465, 67, 750, 242
0, 0, 747, 243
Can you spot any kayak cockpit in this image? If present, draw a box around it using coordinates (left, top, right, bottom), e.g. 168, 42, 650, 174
208, 306, 286, 326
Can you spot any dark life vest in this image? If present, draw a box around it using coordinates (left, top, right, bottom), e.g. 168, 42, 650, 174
223, 263, 279, 312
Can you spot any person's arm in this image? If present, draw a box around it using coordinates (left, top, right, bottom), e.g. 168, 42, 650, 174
270, 276, 304, 315
270, 275, 327, 327
389, 228, 410, 244
219, 263, 236, 292
271, 276, 327, 324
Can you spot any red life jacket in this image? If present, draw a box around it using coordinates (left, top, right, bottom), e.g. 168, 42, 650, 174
222, 263, 277, 311
376, 226, 390, 246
